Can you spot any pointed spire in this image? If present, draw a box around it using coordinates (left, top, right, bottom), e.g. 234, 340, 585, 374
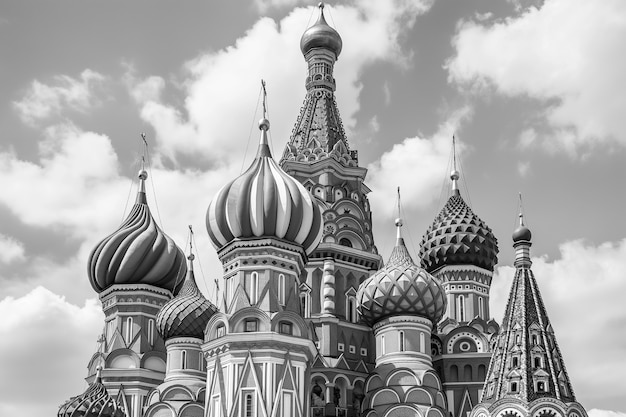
136, 132, 149, 204
450, 135, 460, 195
257, 79, 272, 158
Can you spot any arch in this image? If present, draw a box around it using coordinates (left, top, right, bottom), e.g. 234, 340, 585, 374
427, 408, 445, 417
384, 404, 421, 417
271, 310, 308, 337
161, 385, 194, 401
457, 295, 466, 322
449, 365, 459, 382
435, 392, 446, 408
333, 375, 349, 407
422, 371, 442, 390
463, 364, 473, 381
144, 403, 175, 417
142, 354, 166, 373
405, 387, 433, 406
106, 348, 139, 369
179, 403, 204, 417
229, 307, 271, 333
371, 388, 401, 407
478, 364, 487, 380
278, 273, 286, 305
365, 374, 384, 392
205, 312, 230, 341
387, 369, 419, 386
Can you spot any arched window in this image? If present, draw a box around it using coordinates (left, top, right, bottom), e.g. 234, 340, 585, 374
512, 356, 519, 368
244, 391, 255, 417
399, 331, 405, 352
278, 274, 286, 305
420, 332, 425, 353
381, 335, 386, 356
510, 381, 518, 393
300, 291, 310, 318
346, 296, 357, 323
181, 350, 187, 370
248, 272, 259, 304
125, 317, 133, 343
457, 295, 466, 322
216, 324, 225, 338
537, 381, 545, 392
148, 319, 154, 345
339, 238, 352, 248
478, 296, 484, 319
534, 357, 541, 368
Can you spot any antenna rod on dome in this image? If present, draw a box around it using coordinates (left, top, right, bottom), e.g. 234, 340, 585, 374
261, 79, 267, 120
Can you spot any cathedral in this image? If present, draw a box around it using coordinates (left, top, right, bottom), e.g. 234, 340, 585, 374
58, 4, 588, 417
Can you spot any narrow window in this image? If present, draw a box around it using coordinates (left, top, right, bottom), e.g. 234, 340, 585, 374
279, 321, 292, 335
250, 272, 259, 304
537, 381, 545, 392
199, 352, 204, 371
532, 334, 538, 345
278, 274, 286, 305
283, 391, 293, 417
534, 357, 541, 368
147, 319, 154, 345
381, 335, 386, 355
216, 324, 225, 338
399, 331, 405, 352
347, 296, 357, 323
458, 295, 466, 322
478, 297, 484, 319
125, 317, 133, 343
212, 396, 221, 417
512, 356, 519, 367
420, 332, 425, 353
181, 350, 187, 370
300, 293, 310, 318
244, 392, 255, 417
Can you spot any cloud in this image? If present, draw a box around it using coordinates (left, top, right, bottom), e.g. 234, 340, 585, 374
0, 234, 25, 264
0, 287, 104, 417
491, 238, 626, 411
13, 69, 105, 125
367, 106, 471, 219
589, 410, 626, 417
447, 0, 626, 155
130, 0, 433, 165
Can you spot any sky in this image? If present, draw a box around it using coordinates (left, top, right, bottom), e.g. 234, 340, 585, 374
0, 0, 625, 415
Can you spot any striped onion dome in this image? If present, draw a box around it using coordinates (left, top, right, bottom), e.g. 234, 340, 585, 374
58, 367, 126, 417
419, 187, 498, 273
206, 117, 324, 255
156, 252, 218, 340
357, 219, 447, 326
88, 171, 187, 294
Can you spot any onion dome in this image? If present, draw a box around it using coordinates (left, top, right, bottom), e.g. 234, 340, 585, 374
300, 3, 342, 58
156, 247, 218, 340
88, 169, 187, 294
206, 112, 324, 256
357, 216, 447, 326
512, 202, 532, 243
419, 168, 498, 272
58, 367, 126, 417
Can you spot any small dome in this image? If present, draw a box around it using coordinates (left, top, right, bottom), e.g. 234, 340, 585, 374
419, 192, 499, 272
512, 225, 532, 242
58, 368, 125, 417
357, 231, 447, 326
88, 173, 187, 294
206, 118, 324, 256
300, 3, 342, 58
156, 254, 218, 340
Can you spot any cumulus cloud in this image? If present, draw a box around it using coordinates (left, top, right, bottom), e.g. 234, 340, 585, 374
589, 410, 626, 417
0, 287, 103, 417
491, 238, 626, 410
367, 106, 471, 219
0, 234, 25, 264
447, 0, 626, 155
14, 69, 105, 125
130, 0, 433, 165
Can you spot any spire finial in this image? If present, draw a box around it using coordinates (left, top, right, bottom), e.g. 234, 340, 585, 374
451, 135, 460, 194
187, 225, 195, 270
318, 2, 324, 12
395, 186, 403, 240
136, 133, 149, 202
257, 80, 272, 156
518, 192, 525, 227
95, 365, 103, 384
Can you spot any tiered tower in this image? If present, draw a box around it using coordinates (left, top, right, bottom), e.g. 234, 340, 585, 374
203, 101, 323, 417
144, 234, 218, 416
356, 203, 449, 417
77, 167, 187, 417
419, 141, 500, 417
280, 5, 381, 414
470, 208, 587, 417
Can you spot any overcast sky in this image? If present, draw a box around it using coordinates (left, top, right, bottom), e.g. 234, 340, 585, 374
0, 0, 625, 416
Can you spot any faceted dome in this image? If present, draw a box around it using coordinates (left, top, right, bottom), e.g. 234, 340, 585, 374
357, 232, 447, 326
206, 118, 324, 256
300, 4, 342, 58
88, 173, 187, 294
419, 191, 498, 273
58, 368, 125, 417
156, 254, 218, 340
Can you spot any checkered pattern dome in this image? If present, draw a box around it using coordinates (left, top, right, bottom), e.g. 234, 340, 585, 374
156, 261, 217, 340
419, 191, 498, 273
357, 238, 446, 325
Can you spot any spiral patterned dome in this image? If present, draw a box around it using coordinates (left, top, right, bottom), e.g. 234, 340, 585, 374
58, 368, 126, 417
88, 172, 187, 294
357, 221, 447, 326
207, 118, 324, 256
419, 190, 499, 273
300, 3, 342, 58
156, 253, 218, 340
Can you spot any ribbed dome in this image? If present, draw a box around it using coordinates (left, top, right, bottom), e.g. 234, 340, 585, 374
88, 172, 187, 294
58, 368, 126, 417
206, 118, 324, 256
357, 223, 447, 326
419, 190, 498, 272
300, 3, 342, 58
156, 254, 218, 340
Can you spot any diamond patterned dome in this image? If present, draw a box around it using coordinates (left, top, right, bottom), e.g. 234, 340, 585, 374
419, 191, 498, 273
357, 237, 446, 326
156, 255, 218, 340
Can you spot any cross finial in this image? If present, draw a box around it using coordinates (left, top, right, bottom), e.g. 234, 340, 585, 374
518, 192, 525, 227
261, 79, 267, 119
451, 135, 460, 193
395, 186, 403, 240
188, 225, 195, 262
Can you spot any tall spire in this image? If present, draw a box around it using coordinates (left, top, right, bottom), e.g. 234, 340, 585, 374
137, 132, 149, 204
395, 186, 403, 241
471, 205, 586, 417
451, 135, 460, 194
257, 79, 272, 158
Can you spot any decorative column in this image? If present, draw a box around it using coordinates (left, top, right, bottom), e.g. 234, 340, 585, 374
322, 259, 336, 315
